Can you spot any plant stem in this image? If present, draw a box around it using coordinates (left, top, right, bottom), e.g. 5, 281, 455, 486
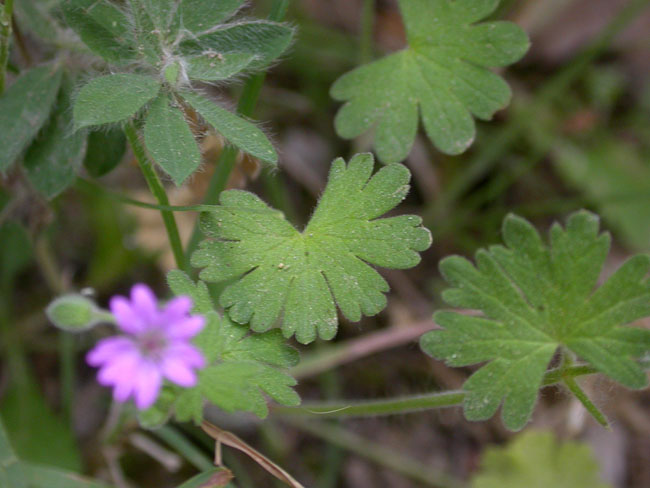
359, 0, 375, 64
274, 363, 642, 419
562, 376, 609, 428
424, 0, 650, 226
124, 122, 185, 271
184, 0, 290, 266
155, 425, 214, 471
282, 418, 461, 488
0, 0, 14, 94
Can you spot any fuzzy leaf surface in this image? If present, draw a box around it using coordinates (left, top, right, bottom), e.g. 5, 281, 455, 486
191, 153, 432, 343
140, 271, 300, 424
63, 0, 136, 64
179, 20, 294, 70
181, 91, 277, 164
0, 65, 62, 172
331, 0, 529, 162
421, 211, 650, 430
73, 74, 160, 129
144, 95, 201, 185
471, 431, 610, 488
177, 0, 245, 35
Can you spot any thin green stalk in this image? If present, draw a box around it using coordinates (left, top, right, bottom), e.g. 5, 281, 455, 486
359, 0, 375, 64
155, 425, 214, 471
562, 376, 609, 428
0, 0, 14, 94
274, 363, 642, 419
124, 123, 185, 271
424, 0, 650, 226
185, 0, 290, 266
282, 418, 461, 488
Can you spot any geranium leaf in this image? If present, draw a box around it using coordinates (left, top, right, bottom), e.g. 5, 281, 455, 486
191, 153, 432, 344
421, 211, 650, 430
331, 0, 529, 162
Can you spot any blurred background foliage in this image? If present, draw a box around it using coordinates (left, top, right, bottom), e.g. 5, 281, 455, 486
0, 0, 649, 487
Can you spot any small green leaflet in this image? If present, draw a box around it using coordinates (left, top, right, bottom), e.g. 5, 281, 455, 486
144, 95, 202, 185
421, 211, 650, 430
471, 430, 610, 488
0, 65, 62, 172
331, 0, 529, 163
73, 74, 160, 129
191, 153, 432, 344
140, 271, 300, 426
181, 91, 277, 164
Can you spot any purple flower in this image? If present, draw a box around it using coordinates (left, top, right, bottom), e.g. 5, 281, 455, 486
87, 284, 206, 410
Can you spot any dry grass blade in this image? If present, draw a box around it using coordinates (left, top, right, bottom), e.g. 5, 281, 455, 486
200, 421, 305, 488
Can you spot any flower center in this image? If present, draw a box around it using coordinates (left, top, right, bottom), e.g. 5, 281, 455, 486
138, 331, 167, 358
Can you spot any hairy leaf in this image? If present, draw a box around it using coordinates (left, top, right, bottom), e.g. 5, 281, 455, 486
73, 74, 160, 129
180, 21, 294, 70
144, 95, 201, 185
186, 52, 256, 81
471, 430, 610, 488
331, 0, 529, 162
192, 153, 432, 343
421, 211, 650, 430
181, 91, 277, 164
83, 128, 126, 177
177, 0, 245, 35
63, 0, 136, 64
141, 271, 300, 423
24, 83, 87, 199
0, 65, 62, 172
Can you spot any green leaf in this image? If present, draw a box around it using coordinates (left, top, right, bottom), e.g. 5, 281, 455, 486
471, 430, 610, 488
63, 0, 136, 64
73, 74, 160, 129
14, 464, 112, 488
186, 52, 256, 81
154, 271, 300, 422
553, 138, 650, 252
331, 0, 529, 162
175, 468, 234, 488
180, 21, 294, 70
191, 153, 432, 343
0, 65, 62, 172
14, 0, 59, 41
181, 91, 277, 164
24, 82, 87, 199
1, 374, 81, 471
177, 0, 244, 35
0, 222, 32, 286
143, 94, 202, 185
128, 0, 164, 64
83, 128, 126, 177
421, 210, 650, 430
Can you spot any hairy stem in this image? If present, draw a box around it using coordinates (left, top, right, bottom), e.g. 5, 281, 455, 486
124, 122, 185, 271
0, 0, 14, 94
185, 0, 290, 266
274, 363, 638, 418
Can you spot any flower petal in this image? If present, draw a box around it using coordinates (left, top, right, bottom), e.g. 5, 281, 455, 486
130, 284, 159, 326
110, 296, 146, 334
133, 360, 162, 410
86, 337, 136, 366
97, 349, 141, 386
162, 296, 193, 320
165, 316, 205, 339
162, 357, 198, 387
165, 342, 206, 368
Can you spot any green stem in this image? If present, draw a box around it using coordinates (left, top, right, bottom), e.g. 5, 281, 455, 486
562, 376, 609, 428
282, 418, 461, 488
184, 0, 290, 266
424, 0, 650, 226
124, 122, 185, 271
0, 0, 14, 94
274, 363, 635, 418
359, 0, 375, 64
155, 426, 214, 471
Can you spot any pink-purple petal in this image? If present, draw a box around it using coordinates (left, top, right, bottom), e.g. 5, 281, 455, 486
130, 284, 159, 325
86, 337, 135, 366
109, 296, 146, 334
162, 357, 198, 387
133, 361, 162, 410
162, 296, 193, 320
166, 343, 206, 368
97, 350, 140, 386
165, 316, 205, 339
